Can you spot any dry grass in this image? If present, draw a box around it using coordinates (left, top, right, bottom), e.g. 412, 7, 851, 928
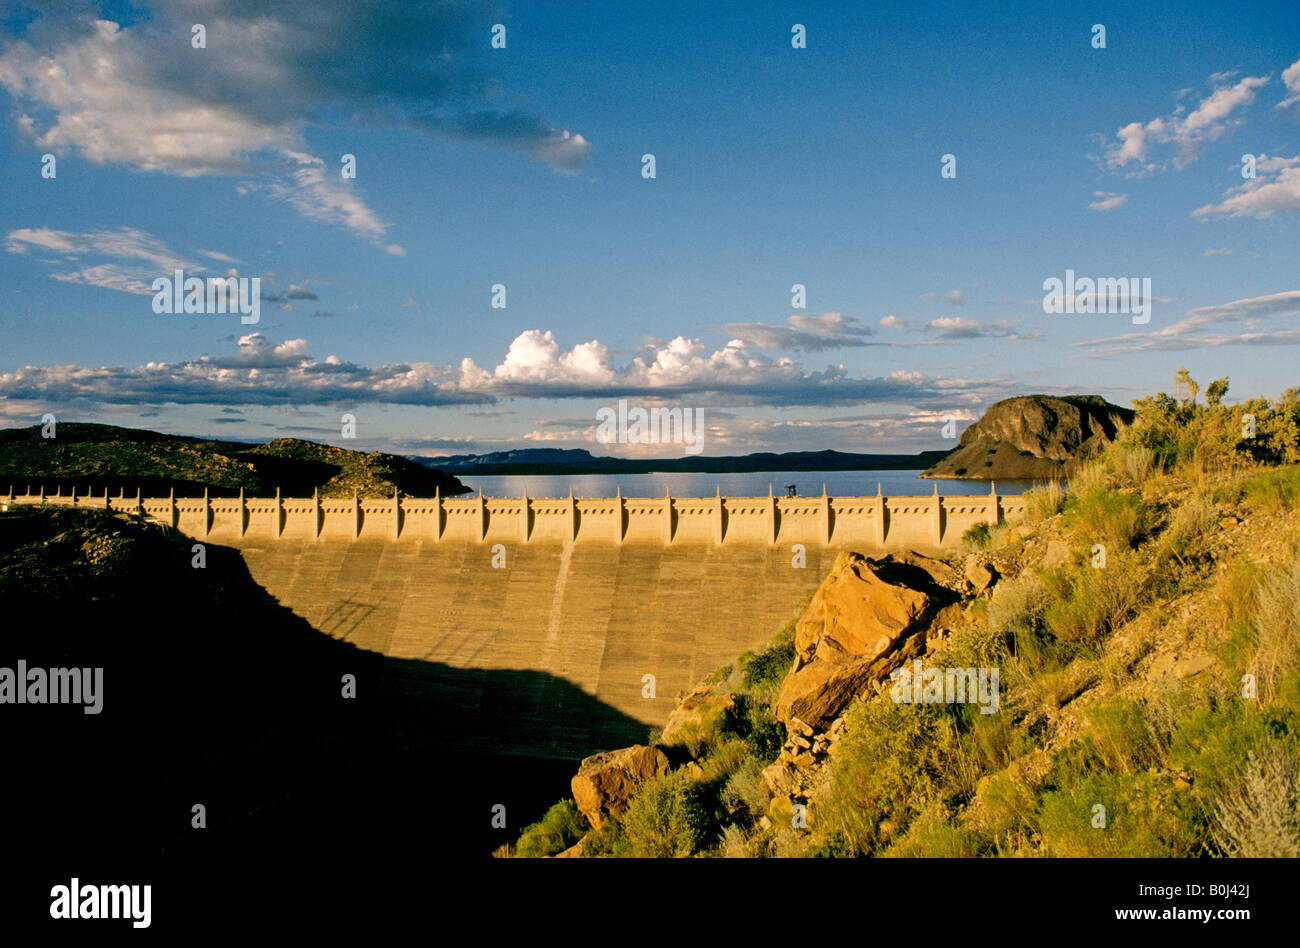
1118, 444, 1157, 486
1212, 742, 1300, 857
1068, 457, 1110, 496
1250, 561, 1300, 702
1024, 480, 1064, 523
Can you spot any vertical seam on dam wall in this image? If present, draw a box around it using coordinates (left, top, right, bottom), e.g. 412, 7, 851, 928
540, 541, 575, 676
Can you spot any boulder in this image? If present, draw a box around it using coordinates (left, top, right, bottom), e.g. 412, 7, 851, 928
660, 691, 736, 747
1042, 538, 1072, 568
761, 760, 799, 798
883, 550, 960, 588
793, 552, 933, 664
776, 552, 935, 728
570, 744, 671, 829
768, 795, 796, 827
965, 559, 998, 595
788, 717, 814, 737
554, 837, 587, 858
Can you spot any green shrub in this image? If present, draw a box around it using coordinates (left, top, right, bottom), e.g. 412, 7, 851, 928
1242, 465, 1300, 513
738, 623, 796, 697
1063, 487, 1149, 550
987, 571, 1051, 643
1042, 553, 1146, 651
961, 521, 992, 551
666, 706, 731, 758
698, 737, 748, 783
1117, 444, 1156, 486
818, 697, 966, 855
962, 706, 1016, 773
721, 757, 770, 823
514, 800, 587, 858
1037, 771, 1201, 857
718, 822, 760, 858
726, 693, 784, 762
1084, 698, 1167, 775
973, 768, 1039, 845
622, 769, 712, 858
705, 663, 732, 685
986, 570, 1077, 671
944, 617, 1011, 669
1169, 698, 1299, 799
804, 829, 854, 857
882, 806, 985, 857
579, 816, 630, 857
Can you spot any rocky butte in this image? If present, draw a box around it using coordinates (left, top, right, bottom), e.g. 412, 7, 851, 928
922, 394, 1135, 481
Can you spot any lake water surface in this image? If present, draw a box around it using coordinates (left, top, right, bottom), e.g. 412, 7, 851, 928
458, 469, 1038, 498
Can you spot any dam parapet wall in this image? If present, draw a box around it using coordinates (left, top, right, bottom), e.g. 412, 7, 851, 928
4, 484, 1025, 551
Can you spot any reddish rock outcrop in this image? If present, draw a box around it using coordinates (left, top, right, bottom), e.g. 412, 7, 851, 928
775, 552, 945, 728
570, 744, 671, 829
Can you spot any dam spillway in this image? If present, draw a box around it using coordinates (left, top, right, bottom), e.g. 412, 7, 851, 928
6, 486, 1024, 759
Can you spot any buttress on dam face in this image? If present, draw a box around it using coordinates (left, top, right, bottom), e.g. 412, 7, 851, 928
7, 485, 1024, 759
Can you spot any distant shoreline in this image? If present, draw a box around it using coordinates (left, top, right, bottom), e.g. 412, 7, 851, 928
414, 448, 951, 477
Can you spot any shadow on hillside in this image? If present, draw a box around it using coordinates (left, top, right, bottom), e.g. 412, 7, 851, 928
0, 508, 647, 875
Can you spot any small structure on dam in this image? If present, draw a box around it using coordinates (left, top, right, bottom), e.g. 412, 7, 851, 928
6, 484, 1024, 758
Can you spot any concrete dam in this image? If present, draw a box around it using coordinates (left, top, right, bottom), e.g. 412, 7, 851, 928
7, 485, 1024, 759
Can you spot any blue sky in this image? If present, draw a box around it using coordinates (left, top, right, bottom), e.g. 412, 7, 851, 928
1, 0, 1297, 457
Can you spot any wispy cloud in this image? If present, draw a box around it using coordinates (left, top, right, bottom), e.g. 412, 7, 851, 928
1099, 72, 1270, 174
1192, 154, 1300, 219
1088, 191, 1127, 211
924, 316, 1041, 341
251, 152, 407, 255
261, 284, 319, 302
1074, 290, 1300, 355
1280, 54, 1300, 108
720, 312, 876, 351
197, 249, 239, 264
4, 226, 201, 295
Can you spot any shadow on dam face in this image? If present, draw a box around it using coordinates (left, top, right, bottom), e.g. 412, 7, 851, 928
228, 537, 841, 738
0, 509, 653, 868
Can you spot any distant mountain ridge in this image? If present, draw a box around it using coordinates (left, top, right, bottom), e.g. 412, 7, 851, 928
922, 395, 1136, 480
415, 447, 950, 476
0, 423, 469, 497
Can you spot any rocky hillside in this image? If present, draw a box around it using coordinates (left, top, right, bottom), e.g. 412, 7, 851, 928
503, 446, 1300, 858
923, 395, 1135, 480
0, 422, 468, 497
